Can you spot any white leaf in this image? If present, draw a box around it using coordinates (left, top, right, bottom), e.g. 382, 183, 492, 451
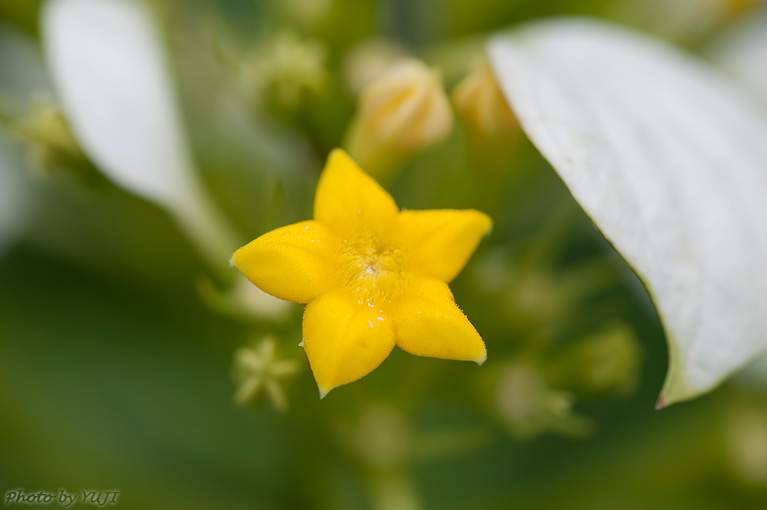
710, 11, 767, 386
42, 0, 237, 268
489, 19, 767, 406
43, 0, 192, 207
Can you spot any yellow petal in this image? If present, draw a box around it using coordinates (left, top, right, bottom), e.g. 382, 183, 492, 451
314, 149, 399, 238
393, 276, 486, 363
232, 220, 343, 304
398, 209, 492, 283
302, 288, 395, 396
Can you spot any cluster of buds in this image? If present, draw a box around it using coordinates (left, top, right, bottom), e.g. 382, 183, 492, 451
344, 49, 520, 177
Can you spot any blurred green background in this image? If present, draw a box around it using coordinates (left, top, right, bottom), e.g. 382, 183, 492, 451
1, 0, 767, 508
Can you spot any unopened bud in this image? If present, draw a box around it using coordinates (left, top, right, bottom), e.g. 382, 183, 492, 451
342, 38, 407, 94
547, 322, 642, 397
233, 336, 301, 412
726, 407, 767, 486
244, 31, 329, 116
494, 363, 593, 439
12, 97, 92, 179
452, 62, 517, 138
345, 59, 453, 177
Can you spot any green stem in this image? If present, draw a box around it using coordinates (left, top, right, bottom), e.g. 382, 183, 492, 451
170, 179, 243, 283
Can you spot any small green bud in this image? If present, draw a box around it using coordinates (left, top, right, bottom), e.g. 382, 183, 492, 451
494, 363, 593, 439
12, 96, 94, 180
547, 322, 642, 398
233, 336, 301, 412
243, 31, 329, 116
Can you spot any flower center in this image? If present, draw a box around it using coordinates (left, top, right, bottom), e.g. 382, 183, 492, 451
341, 233, 405, 306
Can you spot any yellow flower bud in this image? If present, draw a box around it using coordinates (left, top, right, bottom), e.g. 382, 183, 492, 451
345, 59, 453, 177
726, 406, 767, 486
723, 0, 757, 16
342, 38, 407, 94
452, 62, 517, 139
283, 0, 333, 26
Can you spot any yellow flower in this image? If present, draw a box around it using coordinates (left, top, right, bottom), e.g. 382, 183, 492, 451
232, 149, 491, 396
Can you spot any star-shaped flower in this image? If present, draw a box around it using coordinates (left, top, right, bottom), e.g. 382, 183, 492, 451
232, 149, 491, 396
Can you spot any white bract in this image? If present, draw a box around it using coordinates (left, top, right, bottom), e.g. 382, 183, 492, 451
43, 0, 237, 269
711, 11, 767, 385
42, 0, 290, 318
489, 19, 767, 406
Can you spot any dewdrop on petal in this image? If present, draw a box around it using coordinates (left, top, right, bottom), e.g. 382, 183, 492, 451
345, 59, 453, 177
452, 62, 517, 139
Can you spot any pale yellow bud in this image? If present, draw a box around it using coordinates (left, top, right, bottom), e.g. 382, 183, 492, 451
726, 407, 767, 486
346, 59, 453, 177
723, 0, 757, 16
283, 0, 333, 26
452, 62, 517, 138
342, 38, 407, 94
